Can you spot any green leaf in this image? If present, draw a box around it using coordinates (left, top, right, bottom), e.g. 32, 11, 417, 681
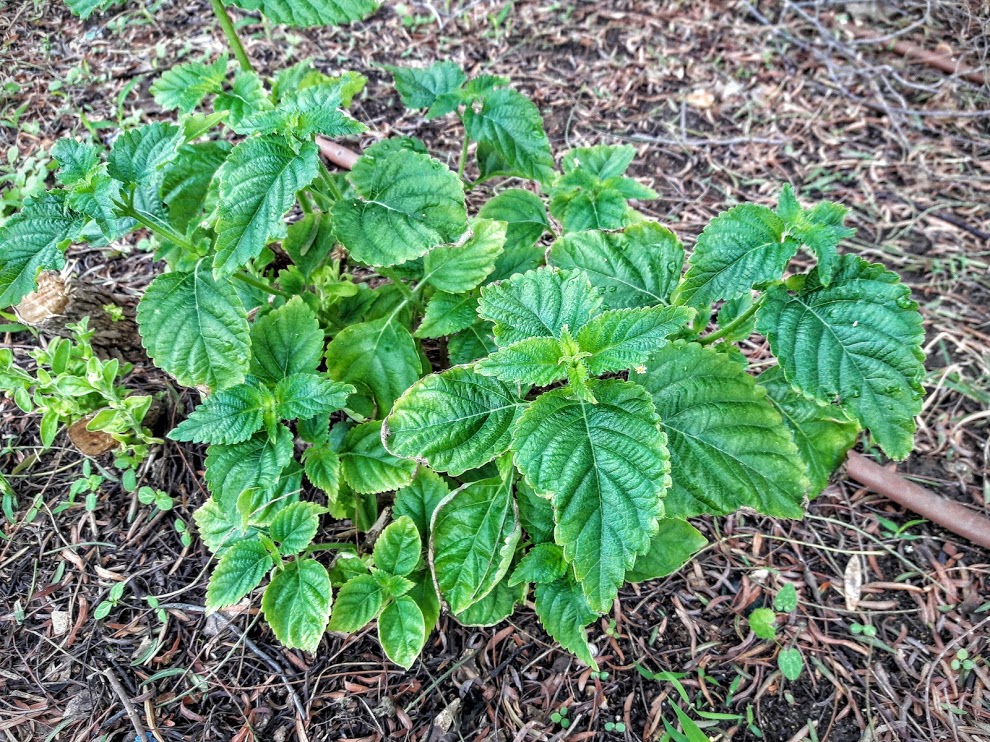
463, 88, 554, 186
332, 147, 467, 267
448, 322, 497, 365
674, 204, 794, 308
393, 469, 449, 540
206, 538, 273, 611
137, 261, 251, 391
51, 139, 101, 186
512, 379, 669, 612
453, 575, 525, 627
407, 569, 441, 633
274, 373, 354, 420
325, 317, 423, 416
475, 336, 565, 386
778, 187, 855, 286
262, 559, 332, 652
636, 342, 809, 519
778, 648, 804, 681
561, 144, 636, 179
748, 608, 777, 640
550, 188, 629, 233
373, 515, 421, 576
327, 574, 384, 632
341, 420, 417, 494
151, 57, 228, 113
423, 219, 505, 293
235, 461, 301, 527
534, 575, 598, 668
774, 583, 799, 613
384, 366, 523, 476
415, 291, 478, 338
478, 267, 602, 346
0, 192, 80, 308
478, 189, 550, 252
388, 61, 466, 119
378, 595, 426, 668
205, 426, 294, 508
757, 256, 924, 460
430, 475, 521, 614
508, 543, 566, 586
577, 305, 693, 375
170, 382, 270, 444
66, 171, 122, 240
549, 222, 684, 309
107, 122, 183, 188
516, 479, 554, 543
626, 519, 707, 583
213, 136, 320, 276
757, 366, 859, 495
269, 501, 323, 556
214, 70, 271, 129
162, 141, 232, 234
303, 446, 341, 499
63, 0, 124, 19
193, 497, 260, 554
228, 0, 379, 27
283, 210, 334, 278
250, 296, 324, 385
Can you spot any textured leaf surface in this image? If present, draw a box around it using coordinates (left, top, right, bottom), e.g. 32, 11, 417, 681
463, 88, 554, 185
137, 262, 250, 391
447, 322, 497, 365
675, 204, 794, 308
508, 543, 567, 586
327, 574, 383, 632
757, 256, 923, 459
107, 122, 183, 188
373, 516, 422, 576
250, 297, 324, 385
325, 317, 422, 416
423, 219, 505, 293
0, 193, 79, 308
274, 373, 353, 420
206, 539, 273, 610
332, 148, 467, 267
341, 421, 417, 494
577, 306, 693, 375
378, 595, 426, 668
170, 382, 269, 444
52, 139, 101, 186
561, 144, 636, 179
778, 186, 855, 286
430, 476, 520, 613
228, 0, 379, 26
393, 469, 448, 540
512, 379, 669, 611
478, 189, 550, 251
262, 559, 331, 652
389, 61, 466, 119
475, 336, 566, 386
626, 519, 708, 583
204, 427, 294, 508
162, 141, 231, 233
193, 498, 259, 554
550, 188, 628, 233
213, 137, 320, 276
303, 446, 340, 499
535, 575, 598, 668
270, 502, 323, 555
453, 576, 525, 627
151, 58, 227, 113
636, 342, 808, 518
415, 291, 478, 338
384, 367, 523, 475
478, 268, 602, 346
758, 367, 859, 495
549, 222, 684, 309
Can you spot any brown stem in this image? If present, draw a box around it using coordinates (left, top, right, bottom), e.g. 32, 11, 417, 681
316, 135, 359, 170
845, 451, 990, 550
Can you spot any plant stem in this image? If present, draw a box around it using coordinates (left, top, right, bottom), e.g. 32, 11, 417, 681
122, 204, 199, 254
457, 135, 470, 180
233, 272, 289, 299
209, 0, 253, 73
698, 296, 764, 346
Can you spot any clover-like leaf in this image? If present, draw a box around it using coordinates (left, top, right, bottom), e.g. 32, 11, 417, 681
549, 222, 684, 309
757, 256, 924, 460
626, 519, 708, 583
534, 574, 598, 669
341, 420, 417, 494
213, 136, 320, 276
512, 378, 669, 612
478, 267, 603, 347
206, 538, 274, 611
170, 382, 271, 445
262, 558, 332, 652
674, 203, 795, 308
327, 574, 384, 632
430, 475, 520, 614
635, 341, 809, 519
332, 147, 467, 267
378, 595, 426, 669
384, 367, 523, 476
138, 261, 251, 391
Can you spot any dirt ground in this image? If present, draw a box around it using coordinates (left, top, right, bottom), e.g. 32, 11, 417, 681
1, 0, 989, 740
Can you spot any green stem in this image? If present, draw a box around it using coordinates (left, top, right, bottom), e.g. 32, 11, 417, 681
298, 190, 315, 215
209, 0, 253, 73
698, 296, 764, 346
456, 134, 470, 180
122, 203, 199, 254
232, 272, 289, 299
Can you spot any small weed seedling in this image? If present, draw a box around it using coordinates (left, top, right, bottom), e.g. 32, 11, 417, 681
0, 0, 927, 669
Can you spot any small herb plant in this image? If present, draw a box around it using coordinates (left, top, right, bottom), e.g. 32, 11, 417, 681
0, 0, 926, 669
